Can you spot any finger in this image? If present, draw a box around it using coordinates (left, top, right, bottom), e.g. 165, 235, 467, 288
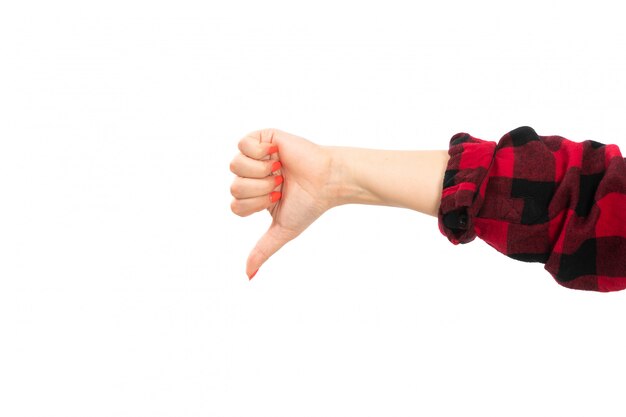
230, 192, 282, 217
246, 224, 291, 279
238, 134, 279, 160
230, 175, 283, 199
229, 153, 282, 178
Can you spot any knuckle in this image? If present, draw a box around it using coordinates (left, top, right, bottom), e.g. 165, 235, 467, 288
231, 199, 253, 217
237, 138, 246, 153
230, 199, 242, 216
229, 182, 239, 198
229, 159, 237, 174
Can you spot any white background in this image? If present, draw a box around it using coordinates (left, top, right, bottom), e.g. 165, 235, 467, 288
1, 0, 625, 416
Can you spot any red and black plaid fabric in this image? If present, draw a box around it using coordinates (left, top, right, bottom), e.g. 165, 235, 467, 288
437, 126, 626, 292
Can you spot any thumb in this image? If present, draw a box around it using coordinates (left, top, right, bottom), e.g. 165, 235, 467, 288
246, 224, 292, 280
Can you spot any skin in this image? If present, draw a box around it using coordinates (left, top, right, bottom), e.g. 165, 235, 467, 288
229, 128, 451, 279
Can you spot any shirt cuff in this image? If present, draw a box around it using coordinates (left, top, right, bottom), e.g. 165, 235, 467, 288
437, 132, 497, 245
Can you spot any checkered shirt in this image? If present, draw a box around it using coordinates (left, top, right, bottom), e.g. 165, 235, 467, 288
438, 126, 626, 292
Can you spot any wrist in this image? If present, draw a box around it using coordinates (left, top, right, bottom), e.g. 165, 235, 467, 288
323, 145, 371, 208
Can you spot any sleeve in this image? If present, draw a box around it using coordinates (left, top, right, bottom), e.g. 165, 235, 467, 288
437, 125, 626, 292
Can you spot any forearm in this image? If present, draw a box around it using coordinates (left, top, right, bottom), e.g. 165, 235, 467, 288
324, 145, 450, 217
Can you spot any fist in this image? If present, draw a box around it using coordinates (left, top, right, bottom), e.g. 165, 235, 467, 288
229, 128, 334, 279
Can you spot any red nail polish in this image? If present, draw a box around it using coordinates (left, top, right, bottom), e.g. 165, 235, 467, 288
249, 269, 258, 280
274, 175, 284, 186
268, 145, 278, 155
270, 191, 281, 203
271, 161, 282, 172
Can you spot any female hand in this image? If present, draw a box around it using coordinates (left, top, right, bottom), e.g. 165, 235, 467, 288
229, 128, 336, 279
